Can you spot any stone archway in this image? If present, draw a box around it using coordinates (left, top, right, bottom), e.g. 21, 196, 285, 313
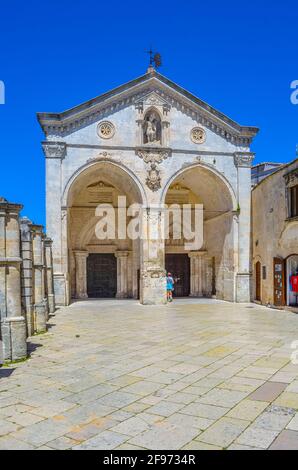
64, 160, 145, 300
162, 163, 237, 301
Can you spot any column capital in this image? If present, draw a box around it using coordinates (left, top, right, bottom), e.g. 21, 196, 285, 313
115, 250, 130, 258
234, 152, 255, 168
43, 237, 53, 247
42, 141, 66, 160
0, 198, 23, 215
74, 250, 89, 258
188, 250, 207, 258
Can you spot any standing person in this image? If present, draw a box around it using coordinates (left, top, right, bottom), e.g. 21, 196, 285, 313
166, 272, 175, 302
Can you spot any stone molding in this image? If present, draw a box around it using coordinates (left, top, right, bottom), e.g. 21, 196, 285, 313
42, 141, 66, 159
284, 168, 298, 187
188, 250, 207, 258
115, 251, 130, 258
234, 152, 255, 168
136, 147, 171, 164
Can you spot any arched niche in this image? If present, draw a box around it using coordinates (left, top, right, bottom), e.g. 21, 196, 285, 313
143, 108, 162, 145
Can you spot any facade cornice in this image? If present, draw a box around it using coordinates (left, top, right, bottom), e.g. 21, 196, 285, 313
56, 142, 238, 157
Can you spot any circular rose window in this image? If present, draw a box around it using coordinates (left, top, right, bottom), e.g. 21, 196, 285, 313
191, 127, 206, 144
97, 121, 115, 139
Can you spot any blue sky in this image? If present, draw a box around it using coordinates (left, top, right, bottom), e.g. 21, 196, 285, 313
0, 0, 297, 225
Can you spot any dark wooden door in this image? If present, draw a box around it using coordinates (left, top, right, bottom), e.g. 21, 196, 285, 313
255, 261, 261, 301
273, 257, 285, 307
165, 254, 190, 297
87, 254, 117, 298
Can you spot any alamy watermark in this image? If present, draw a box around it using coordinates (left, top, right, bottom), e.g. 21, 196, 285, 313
0, 80, 5, 104
290, 80, 298, 104
94, 196, 204, 255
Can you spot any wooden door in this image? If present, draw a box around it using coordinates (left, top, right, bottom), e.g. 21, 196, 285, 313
165, 254, 190, 297
87, 254, 117, 298
273, 257, 285, 307
255, 261, 261, 301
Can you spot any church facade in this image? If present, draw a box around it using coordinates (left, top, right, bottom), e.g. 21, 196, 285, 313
38, 67, 258, 306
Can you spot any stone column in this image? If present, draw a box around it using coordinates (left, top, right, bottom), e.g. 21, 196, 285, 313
74, 251, 88, 299
115, 251, 129, 298
0, 198, 27, 361
32, 224, 47, 333
42, 141, 67, 305
44, 237, 55, 314
234, 152, 254, 302
20, 217, 34, 336
140, 206, 167, 305
188, 251, 207, 297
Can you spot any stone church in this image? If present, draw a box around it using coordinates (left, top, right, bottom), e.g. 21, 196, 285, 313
38, 67, 258, 306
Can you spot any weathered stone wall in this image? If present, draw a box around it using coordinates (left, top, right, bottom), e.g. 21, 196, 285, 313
252, 159, 298, 306
0, 198, 55, 362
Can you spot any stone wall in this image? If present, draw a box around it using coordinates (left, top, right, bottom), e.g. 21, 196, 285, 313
252, 159, 298, 307
0, 198, 55, 362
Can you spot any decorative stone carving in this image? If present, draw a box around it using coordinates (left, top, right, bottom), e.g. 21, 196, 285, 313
136, 148, 171, 164
166, 183, 190, 205
284, 169, 298, 187
234, 152, 255, 167
42, 141, 66, 159
87, 151, 113, 162
146, 164, 161, 191
191, 127, 206, 144
143, 110, 161, 144
97, 121, 115, 139
87, 181, 114, 203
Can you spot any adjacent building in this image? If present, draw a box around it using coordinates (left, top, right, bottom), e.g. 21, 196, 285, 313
252, 158, 298, 309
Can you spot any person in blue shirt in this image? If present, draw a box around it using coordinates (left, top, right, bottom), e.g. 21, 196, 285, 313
166, 272, 175, 302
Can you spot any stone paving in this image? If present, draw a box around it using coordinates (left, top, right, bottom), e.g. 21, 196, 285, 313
1, 298, 298, 450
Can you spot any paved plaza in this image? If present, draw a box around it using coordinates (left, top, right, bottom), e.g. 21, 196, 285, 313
1, 299, 298, 450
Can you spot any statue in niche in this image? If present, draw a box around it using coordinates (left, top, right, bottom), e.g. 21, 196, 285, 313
143, 110, 161, 145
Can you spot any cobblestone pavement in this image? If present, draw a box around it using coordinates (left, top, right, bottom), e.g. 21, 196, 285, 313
1, 299, 298, 450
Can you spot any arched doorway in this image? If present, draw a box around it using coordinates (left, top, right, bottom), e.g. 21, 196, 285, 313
161, 164, 236, 301
65, 161, 145, 300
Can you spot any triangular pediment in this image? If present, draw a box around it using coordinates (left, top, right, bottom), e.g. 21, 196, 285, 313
37, 69, 259, 144
134, 91, 169, 107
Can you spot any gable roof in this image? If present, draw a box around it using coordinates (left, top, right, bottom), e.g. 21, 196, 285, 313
37, 68, 259, 144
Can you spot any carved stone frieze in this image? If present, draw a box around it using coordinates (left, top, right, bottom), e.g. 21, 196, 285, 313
136, 148, 171, 164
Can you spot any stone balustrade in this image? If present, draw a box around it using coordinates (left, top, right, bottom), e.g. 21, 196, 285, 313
0, 197, 56, 362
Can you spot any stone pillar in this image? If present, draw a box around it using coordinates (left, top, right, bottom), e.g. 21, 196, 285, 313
188, 251, 207, 297
0, 198, 27, 361
205, 256, 213, 297
234, 152, 254, 302
44, 237, 55, 314
32, 224, 47, 333
20, 217, 34, 336
42, 141, 67, 306
74, 251, 88, 299
140, 206, 167, 305
115, 251, 129, 298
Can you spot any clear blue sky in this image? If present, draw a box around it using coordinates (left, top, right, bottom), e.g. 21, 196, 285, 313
0, 0, 297, 226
